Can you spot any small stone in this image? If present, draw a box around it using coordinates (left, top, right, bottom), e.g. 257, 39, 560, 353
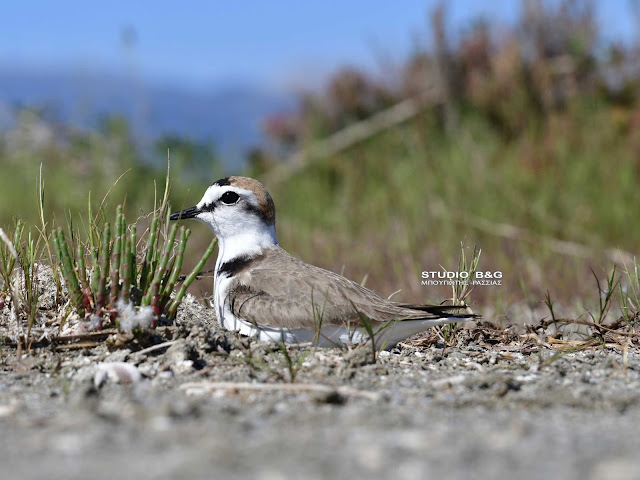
94, 362, 142, 388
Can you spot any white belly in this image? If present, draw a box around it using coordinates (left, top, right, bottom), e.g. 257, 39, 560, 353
220, 316, 462, 349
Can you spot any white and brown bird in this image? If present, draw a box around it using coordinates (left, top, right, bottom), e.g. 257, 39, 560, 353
170, 176, 478, 348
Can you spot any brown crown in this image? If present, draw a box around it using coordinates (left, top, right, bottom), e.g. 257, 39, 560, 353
217, 176, 276, 225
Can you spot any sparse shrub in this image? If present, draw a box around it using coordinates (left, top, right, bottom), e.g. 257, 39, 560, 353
0, 169, 216, 340
49, 175, 216, 330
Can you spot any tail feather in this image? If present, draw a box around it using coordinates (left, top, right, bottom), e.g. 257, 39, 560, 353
396, 303, 480, 319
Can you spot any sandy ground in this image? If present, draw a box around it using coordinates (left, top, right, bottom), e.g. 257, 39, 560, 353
1, 294, 640, 480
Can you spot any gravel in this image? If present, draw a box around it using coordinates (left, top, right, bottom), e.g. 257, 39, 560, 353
1, 293, 639, 479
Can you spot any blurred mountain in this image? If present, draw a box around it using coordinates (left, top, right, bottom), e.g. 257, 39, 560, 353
0, 67, 296, 168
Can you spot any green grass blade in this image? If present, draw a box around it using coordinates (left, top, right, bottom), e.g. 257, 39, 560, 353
167, 239, 217, 319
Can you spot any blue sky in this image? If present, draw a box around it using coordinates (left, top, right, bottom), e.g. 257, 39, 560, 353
0, 1, 636, 92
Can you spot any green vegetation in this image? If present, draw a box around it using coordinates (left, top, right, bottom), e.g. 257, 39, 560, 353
0, 221, 42, 340
252, 1, 640, 310
0, 110, 218, 226
0, 161, 216, 348
266, 98, 637, 306
50, 183, 217, 327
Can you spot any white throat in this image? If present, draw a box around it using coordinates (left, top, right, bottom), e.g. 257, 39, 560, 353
215, 224, 278, 269
211, 221, 277, 333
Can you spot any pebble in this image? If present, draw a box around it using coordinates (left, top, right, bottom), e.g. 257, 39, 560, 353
93, 362, 142, 388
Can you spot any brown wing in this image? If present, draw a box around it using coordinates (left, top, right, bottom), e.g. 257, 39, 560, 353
223, 247, 468, 330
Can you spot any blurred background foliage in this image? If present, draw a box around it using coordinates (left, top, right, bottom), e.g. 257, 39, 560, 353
1, 0, 639, 314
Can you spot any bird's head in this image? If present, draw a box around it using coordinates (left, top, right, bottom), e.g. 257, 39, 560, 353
170, 176, 277, 248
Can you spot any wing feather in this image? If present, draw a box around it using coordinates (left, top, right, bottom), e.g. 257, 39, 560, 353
223, 247, 477, 330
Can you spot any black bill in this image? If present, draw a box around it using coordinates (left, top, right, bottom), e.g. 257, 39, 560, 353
170, 206, 200, 220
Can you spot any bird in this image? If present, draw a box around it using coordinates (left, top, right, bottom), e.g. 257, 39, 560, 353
170, 176, 478, 349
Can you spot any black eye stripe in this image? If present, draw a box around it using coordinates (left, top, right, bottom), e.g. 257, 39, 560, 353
220, 191, 240, 205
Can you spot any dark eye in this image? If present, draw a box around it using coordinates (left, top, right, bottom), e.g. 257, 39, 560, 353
220, 191, 240, 205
